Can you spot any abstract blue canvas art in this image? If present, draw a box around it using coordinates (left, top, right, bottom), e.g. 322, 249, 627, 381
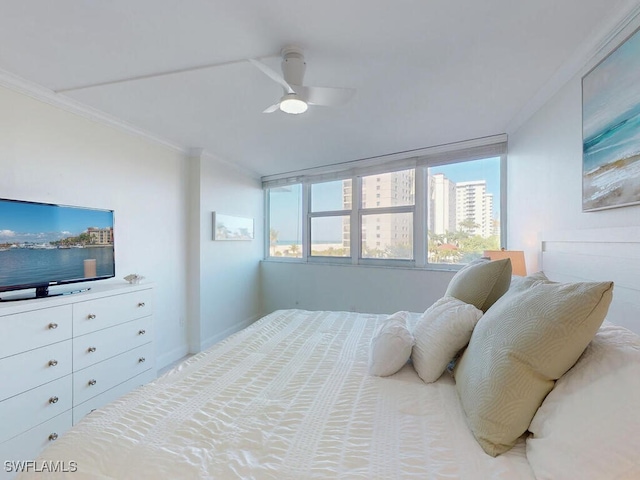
583, 27, 640, 211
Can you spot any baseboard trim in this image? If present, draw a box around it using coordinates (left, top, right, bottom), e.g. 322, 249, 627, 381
199, 315, 261, 352
156, 343, 191, 371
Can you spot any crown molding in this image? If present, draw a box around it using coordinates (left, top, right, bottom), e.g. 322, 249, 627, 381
201, 150, 262, 181
506, 3, 640, 135
0, 69, 264, 180
0, 67, 189, 155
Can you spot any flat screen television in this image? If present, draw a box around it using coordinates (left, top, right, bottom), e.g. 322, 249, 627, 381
0, 198, 115, 301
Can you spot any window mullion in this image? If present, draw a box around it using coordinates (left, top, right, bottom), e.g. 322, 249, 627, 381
352, 176, 360, 265
309, 210, 351, 218
500, 154, 507, 249
264, 188, 270, 259
414, 166, 426, 267
360, 205, 414, 216
302, 183, 310, 260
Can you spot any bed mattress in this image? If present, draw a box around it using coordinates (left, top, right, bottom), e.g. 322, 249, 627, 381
25, 309, 536, 479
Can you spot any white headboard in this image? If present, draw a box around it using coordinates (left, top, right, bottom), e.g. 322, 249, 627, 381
541, 227, 640, 335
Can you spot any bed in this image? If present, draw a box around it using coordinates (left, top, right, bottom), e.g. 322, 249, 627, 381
21, 228, 640, 479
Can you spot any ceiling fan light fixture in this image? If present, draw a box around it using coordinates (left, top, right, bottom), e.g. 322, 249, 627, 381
279, 94, 308, 114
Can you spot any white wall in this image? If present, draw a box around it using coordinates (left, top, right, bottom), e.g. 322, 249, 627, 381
262, 261, 454, 315
0, 86, 189, 368
189, 153, 264, 351
508, 18, 640, 273
0, 85, 264, 369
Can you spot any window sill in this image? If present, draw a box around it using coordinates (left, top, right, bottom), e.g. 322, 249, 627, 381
261, 257, 462, 273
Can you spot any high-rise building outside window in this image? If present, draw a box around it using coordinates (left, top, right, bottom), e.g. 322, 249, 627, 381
427, 156, 501, 264
360, 169, 414, 260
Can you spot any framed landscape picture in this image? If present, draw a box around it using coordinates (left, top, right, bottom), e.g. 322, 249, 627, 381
582, 27, 640, 211
213, 212, 254, 240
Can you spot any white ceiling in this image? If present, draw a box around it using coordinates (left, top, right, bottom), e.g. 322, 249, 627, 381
1, 1, 638, 177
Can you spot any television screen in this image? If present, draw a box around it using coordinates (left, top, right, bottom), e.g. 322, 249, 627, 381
0, 198, 115, 298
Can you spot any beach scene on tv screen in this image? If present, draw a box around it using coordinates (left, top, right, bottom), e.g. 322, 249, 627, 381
0, 201, 114, 288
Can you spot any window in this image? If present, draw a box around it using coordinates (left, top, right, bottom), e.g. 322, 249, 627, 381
427, 157, 501, 264
267, 184, 302, 258
361, 169, 415, 260
310, 180, 351, 257
264, 136, 506, 268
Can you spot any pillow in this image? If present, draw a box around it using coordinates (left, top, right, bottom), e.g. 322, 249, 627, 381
368, 311, 414, 377
445, 258, 512, 312
442, 272, 546, 376
411, 296, 483, 383
526, 322, 640, 480
454, 273, 614, 456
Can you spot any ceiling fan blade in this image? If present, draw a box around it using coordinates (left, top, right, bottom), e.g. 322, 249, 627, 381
292, 85, 356, 107
263, 102, 281, 113
248, 58, 294, 94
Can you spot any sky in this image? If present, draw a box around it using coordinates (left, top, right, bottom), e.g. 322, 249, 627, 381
269, 157, 501, 242
431, 156, 501, 205
0, 200, 113, 243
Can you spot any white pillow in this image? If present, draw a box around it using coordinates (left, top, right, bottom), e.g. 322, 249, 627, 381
526, 321, 640, 480
368, 311, 414, 377
411, 296, 483, 383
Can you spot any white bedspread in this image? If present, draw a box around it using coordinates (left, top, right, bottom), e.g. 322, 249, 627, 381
26, 310, 535, 479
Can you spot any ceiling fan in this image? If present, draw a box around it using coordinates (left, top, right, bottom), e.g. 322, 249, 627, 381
249, 46, 356, 115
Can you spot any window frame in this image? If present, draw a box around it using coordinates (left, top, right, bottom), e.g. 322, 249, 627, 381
358, 167, 418, 265
264, 184, 304, 262
264, 136, 507, 269
307, 180, 353, 263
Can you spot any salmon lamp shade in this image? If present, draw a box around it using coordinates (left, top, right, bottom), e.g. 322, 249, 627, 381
483, 250, 527, 276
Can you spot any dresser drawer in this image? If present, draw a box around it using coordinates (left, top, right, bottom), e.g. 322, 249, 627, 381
0, 411, 72, 475
0, 305, 72, 360
73, 342, 154, 406
0, 375, 72, 444
73, 289, 153, 336
0, 340, 72, 401
73, 316, 153, 371
73, 368, 156, 424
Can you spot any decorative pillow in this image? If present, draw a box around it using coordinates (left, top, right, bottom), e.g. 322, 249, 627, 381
445, 258, 512, 312
526, 322, 640, 480
411, 296, 483, 383
454, 273, 614, 456
368, 311, 414, 377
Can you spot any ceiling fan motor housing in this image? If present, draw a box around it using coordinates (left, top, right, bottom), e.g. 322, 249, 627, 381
281, 46, 306, 87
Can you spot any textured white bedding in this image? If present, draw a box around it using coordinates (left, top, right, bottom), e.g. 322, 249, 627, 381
25, 309, 535, 479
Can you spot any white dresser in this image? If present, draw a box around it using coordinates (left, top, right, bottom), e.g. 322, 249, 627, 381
0, 283, 155, 477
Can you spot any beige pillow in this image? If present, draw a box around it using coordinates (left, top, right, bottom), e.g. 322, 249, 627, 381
454, 273, 614, 456
411, 296, 483, 383
445, 258, 512, 312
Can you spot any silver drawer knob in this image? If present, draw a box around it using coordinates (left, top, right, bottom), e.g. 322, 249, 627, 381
138, 329, 146, 335
88, 379, 97, 386
48, 433, 58, 441
48, 323, 58, 329
88, 346, 97, 353
87, 313, 96, 319
138, 302, 146, 308
48, 359, 58, 367
49, 396, 59, 404
138, 357, 146, 363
